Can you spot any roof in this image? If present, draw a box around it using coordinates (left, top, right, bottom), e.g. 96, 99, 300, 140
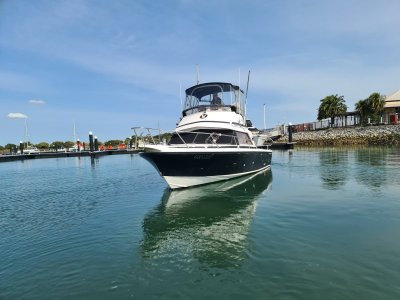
386, 90, 400, 101
385, 89, 400, 108
185, 82, 242, 98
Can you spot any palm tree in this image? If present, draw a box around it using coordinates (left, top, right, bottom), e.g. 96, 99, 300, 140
318, 94, 347, 127
355, 99, 370, 125
368, 92, 385, 123
355, 93, 386, 125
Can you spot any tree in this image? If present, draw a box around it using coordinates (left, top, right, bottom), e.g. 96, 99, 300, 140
36, 142, 49, 150
50, 141, 64, 150
4, 143, 17, 153
355, 92, 385, 125
63, 141, 75, 150
368, 92, 385, 123
104, 140, 123, 147
317, 94, 347, 127
355, 99, 370, 125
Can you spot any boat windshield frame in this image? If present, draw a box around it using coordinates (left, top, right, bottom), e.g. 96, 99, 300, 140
183, 82, 245, 117
168, 129, 253, 148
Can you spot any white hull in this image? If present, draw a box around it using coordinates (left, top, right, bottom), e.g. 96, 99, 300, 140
163, 165, 271, 189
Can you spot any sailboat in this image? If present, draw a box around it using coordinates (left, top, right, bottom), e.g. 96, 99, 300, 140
18, 119, 40, 154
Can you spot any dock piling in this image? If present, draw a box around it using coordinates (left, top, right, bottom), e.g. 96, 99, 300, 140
89, 131, 94, 152
94, 136, 99, 151
288, 123, 293, 143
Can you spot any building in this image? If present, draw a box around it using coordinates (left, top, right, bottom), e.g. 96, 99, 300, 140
383, 90, 400, 124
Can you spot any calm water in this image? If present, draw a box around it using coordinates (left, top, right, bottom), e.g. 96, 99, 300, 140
1, 148, 400, 299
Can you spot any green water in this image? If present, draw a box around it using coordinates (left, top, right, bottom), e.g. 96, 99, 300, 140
1, 147, 400, 299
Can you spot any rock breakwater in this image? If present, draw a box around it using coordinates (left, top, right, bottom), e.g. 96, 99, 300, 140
279, 125, 400, 146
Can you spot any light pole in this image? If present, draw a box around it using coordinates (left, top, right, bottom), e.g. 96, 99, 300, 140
263, 104, 266, 130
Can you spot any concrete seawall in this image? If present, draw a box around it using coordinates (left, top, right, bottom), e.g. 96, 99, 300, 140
278, 125, 400, 146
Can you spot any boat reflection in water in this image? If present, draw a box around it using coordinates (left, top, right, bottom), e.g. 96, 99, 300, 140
141, 169, 272, 268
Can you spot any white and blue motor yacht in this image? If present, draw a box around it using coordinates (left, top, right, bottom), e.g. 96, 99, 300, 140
140, 82, 272, 189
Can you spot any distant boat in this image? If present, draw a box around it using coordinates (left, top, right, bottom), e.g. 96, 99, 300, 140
246, 120, 283, 147
140, 81, 272, 189
18, 146, 40, 155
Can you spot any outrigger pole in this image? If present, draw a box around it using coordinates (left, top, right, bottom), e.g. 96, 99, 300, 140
245, 70, 251, 122
196, 65, 200, 84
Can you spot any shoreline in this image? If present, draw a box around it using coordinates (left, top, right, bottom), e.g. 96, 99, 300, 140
277, 125, 400, 146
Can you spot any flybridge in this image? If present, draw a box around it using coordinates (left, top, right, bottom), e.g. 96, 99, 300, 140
183, 82, 246, 118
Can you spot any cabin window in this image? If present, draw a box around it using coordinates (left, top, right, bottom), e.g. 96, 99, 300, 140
236, 132, 252, 145
169, 130, 238, 145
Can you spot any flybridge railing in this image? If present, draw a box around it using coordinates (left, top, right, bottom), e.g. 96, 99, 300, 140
182, 104, 237, 117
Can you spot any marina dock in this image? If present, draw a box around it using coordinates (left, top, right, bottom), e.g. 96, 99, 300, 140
0, 149, 140, 163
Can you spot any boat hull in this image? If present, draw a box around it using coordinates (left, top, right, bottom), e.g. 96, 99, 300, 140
140, 148, 272, 189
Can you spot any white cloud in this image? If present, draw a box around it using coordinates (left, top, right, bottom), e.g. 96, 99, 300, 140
29, 99, 46, 105
7, 112, 28, 119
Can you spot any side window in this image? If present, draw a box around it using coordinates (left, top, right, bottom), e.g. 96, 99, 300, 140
236, 132, 252, 145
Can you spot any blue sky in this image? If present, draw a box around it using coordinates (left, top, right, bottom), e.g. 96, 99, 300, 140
1, 0, 400, 145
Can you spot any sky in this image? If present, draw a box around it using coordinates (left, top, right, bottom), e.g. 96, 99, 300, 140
1, 0, 400, 145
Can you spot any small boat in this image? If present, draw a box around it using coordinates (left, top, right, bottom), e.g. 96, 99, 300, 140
140, 81, 272, 189
19, 146, 40, 155
247, 121, 284, 147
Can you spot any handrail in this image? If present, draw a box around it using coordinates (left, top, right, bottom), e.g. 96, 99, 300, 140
132, 127, 253, 148
175, 131, 189, 148
182, 104, 237, 116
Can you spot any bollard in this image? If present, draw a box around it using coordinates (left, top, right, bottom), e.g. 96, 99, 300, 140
19, 141, 24, 154
94, 136, 99, 151
89, 131, 94, 152
288, 123, 293, 143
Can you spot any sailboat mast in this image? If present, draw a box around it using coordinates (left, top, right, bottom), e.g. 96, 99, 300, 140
73, 120, 76, 142
24, 119, 29, 147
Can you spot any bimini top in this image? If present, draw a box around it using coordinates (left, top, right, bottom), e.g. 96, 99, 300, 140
183, 82, 246, 118
185, 82, 242, 98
